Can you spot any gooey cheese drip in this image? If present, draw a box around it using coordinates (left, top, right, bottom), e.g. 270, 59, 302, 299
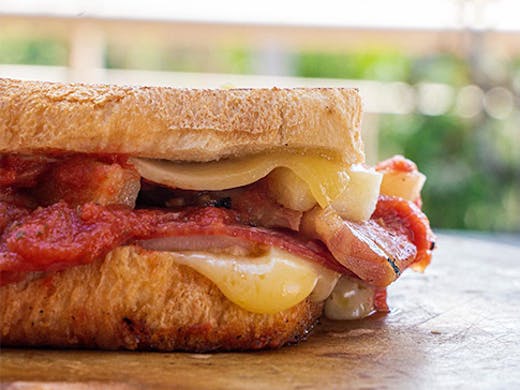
131, 153, 381, 317
130, 152, 350, 208
324, 276, 376, 320
170, 248, 340, 314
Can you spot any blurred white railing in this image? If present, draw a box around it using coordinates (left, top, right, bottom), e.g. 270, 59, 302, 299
0, 64, 421, 114
1, 7, 518, 162
2, 63, 514, 163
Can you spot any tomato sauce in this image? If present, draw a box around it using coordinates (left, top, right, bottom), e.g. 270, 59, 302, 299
1, 153, 436, 314
0, 202, 349, 285
372, 195, 435, 271
0, 155, 52, 187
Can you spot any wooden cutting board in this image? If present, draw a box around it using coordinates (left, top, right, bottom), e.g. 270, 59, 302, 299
1, 233, 519, 389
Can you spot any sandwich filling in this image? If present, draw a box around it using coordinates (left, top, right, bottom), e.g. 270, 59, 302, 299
0, 153, 434, 319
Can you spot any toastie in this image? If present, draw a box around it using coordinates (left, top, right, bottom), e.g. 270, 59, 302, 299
0, 78, 435, 351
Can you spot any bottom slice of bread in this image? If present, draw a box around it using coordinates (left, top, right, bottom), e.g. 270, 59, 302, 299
0, 246, 323, 351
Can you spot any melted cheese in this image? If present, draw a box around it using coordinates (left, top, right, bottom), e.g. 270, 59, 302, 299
380, 170, 426, 202
170, 248, 340, 314
324, 276, 375, 320
268, 164, 383, 221
130, 152, 350, 208
332, 165, 383, 221
130, 153, 380, 316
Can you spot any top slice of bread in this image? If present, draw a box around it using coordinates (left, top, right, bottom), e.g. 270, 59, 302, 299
0, 78, 364, 163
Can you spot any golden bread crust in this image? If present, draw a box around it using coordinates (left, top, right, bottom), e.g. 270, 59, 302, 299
0, 78, 364, 163
0, 246, 323, 351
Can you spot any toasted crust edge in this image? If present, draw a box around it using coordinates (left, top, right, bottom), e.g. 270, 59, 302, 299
0, 78, 364, 163
0, 246, 323, 352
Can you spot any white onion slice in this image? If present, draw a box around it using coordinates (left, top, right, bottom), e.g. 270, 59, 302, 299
137, 235, 255, 253
130, 153, 350, 208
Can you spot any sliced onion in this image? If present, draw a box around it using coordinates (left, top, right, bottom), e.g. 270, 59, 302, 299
130, 152, 350, 208
137, 235, 256, 253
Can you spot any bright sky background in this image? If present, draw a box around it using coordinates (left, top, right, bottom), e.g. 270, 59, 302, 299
1, 0, 519, 31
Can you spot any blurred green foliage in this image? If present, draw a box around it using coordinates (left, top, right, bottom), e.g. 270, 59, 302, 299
0, 38, 68, 65
0, 36, 518, 231
295, 50, 520, 232
297, 50, 411, 81
409, 54, 471, 86
378, 113, 519, 231
106, 44, 252, 74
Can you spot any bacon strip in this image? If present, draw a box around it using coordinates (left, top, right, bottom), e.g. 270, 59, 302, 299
34, 156, 141, 208
0, 202, 349, 285
301, 196, 435, 287
372, 195, 435, 271
0, 195, 434, 288
138, 181, 302, 231
0, 153, 434, 293
221, 183, 303, 231
0, 155, 53, 187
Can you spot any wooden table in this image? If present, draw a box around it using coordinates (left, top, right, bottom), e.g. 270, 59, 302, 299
1, 233, 519, 389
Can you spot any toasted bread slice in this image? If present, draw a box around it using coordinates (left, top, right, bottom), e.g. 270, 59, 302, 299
0, 78, 363, 163
0, 246, 323, 351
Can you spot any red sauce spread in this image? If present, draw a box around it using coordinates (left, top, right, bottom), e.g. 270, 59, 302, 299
1, 153, 437, 313
35, 155, 140, 207
0, 201, 30, 233
0, 154, 130, 189
372, 195, 435, 271
0, 202, 347, 285
0, 155, 52, 187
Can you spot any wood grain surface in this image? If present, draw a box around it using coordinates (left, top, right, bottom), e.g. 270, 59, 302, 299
1, 233, 519, 389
